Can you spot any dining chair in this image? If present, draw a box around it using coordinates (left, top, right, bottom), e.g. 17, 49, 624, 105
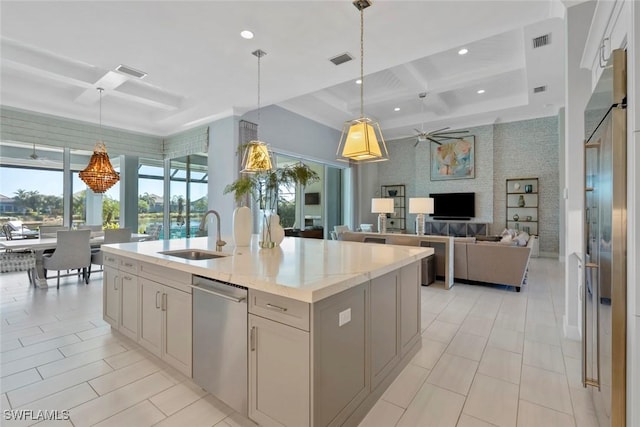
89, 228, 132, 276
2, 224, 13, 240
42, 229, 91, 289
144, 223, 162, 241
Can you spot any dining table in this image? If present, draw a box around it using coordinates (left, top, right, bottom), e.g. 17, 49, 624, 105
0, 233, 147, 288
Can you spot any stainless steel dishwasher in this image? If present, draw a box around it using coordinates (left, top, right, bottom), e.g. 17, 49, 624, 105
192, 275, 248, 415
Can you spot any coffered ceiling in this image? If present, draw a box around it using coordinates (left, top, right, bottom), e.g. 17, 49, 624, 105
0, 1, 567, 142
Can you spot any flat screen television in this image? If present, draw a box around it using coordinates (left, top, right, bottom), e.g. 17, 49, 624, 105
429, 192, 475, 220
305, 192, 320, 205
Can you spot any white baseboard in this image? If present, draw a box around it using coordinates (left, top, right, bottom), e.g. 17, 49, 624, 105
563, 314, 581, 340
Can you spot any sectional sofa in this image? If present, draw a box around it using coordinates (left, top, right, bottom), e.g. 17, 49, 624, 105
339, 232, 533, 291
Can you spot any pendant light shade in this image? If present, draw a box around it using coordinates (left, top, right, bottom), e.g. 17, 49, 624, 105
241, 49, 273, 173
338, 117, 386, 161
337, 0, 389, 163
79, 88, 119, 193
241, 140, 272, 173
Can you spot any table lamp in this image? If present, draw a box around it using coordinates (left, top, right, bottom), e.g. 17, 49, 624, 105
409, 197, 434, 235
371, 198, 395, 234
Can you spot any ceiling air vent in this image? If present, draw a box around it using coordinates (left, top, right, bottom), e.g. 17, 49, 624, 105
115, 64, 148, 79
533, 85, 547, 93
329, 53, 354, 66
532, 34, 551, 49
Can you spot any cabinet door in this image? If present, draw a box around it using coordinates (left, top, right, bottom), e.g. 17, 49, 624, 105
249, 314, 309, 427
162, 285, 192, 377
138, 278, 162, 357
400, 262, 421, 356
103, 265, 120, 328
119, 273, 139, 341
370, 271, 399, 389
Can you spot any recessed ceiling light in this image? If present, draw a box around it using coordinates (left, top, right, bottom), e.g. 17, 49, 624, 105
394, 107, 400, 112
355, 79, 362, 85
458, 48, 469, 55
477, 89, 485, 94
240, 30, 254, 39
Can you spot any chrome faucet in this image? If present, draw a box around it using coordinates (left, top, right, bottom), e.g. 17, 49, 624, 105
198, 210, 226, 251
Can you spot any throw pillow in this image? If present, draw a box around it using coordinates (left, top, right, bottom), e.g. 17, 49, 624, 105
515, 231, 530, 246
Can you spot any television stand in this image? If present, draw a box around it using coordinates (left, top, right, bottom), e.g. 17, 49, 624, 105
424, 220, 489, 237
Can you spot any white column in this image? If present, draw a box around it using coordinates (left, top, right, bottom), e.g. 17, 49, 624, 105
208, 116, 239, 239
563, 1, 595, 340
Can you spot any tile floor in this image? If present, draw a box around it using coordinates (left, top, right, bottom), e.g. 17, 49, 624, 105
0, 258, 599, 426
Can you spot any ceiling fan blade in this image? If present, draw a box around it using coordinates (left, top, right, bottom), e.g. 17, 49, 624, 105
434, 135, 466, 141
428, 127, 450, 134
433, 130, 469, 135
414, 129, 423, 134
427, 137, 442, 145
414, 140, 421, 147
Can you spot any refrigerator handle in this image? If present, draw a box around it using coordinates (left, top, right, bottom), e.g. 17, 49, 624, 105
583, 262, 601, 389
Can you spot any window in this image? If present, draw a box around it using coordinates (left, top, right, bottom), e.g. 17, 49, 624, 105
138, 159, 165, 236
169, 154, 208, 239
71, 150, 120, 228
0, 142, 64, 228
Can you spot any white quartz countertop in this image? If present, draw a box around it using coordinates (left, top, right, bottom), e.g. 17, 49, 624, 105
102, 235, 433, 303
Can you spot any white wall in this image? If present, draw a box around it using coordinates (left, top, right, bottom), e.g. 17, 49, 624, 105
563, 0, 595, 341
241, 105, 342, 167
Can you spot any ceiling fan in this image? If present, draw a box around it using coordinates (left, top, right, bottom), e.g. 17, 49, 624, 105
29, 143, 41, 160
413, 92, 470, 147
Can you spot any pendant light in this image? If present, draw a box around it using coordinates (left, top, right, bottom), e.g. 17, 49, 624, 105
79, 88, 120, 193
241, 49, 273, 173
337, 0, 388, 163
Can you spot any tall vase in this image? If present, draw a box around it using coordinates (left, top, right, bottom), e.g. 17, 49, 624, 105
259, 210, 275, 249
270, 214, 285, 246
232, 206, 252, 247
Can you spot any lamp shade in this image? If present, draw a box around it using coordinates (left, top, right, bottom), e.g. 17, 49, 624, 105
338, 118, 389, 163
371, 198, 394, 213
409, 197, 434, 214
241, 141, 272, 173
79, 141, 120, 193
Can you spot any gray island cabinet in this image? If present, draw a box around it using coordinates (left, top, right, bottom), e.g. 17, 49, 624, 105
102, 236, 431, 427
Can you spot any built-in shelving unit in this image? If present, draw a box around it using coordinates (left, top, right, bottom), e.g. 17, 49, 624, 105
381, 184, 405, 232
506, 177, 539, 235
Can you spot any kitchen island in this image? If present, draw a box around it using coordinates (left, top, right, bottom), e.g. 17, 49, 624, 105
102, 235, 432, 427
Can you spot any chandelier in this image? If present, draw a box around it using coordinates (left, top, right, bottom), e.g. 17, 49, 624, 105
79, 88, 120, 193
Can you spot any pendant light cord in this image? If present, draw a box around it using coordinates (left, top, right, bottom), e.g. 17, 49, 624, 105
97, 87, 104, 142
360, 7, 364, 118
257, 53, 261, 139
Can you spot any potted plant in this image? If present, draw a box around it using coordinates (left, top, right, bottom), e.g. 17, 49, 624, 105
224, 162, 319, 248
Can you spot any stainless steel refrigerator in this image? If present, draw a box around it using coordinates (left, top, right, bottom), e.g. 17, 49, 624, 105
583, 48, 627, 426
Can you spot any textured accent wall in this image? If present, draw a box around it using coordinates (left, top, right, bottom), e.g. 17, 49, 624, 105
493, 117, 559, 255
377, 115, 560, 256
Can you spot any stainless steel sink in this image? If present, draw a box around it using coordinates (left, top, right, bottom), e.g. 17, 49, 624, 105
159, 249, 228, 261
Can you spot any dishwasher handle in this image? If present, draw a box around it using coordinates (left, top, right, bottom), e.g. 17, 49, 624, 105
195, 286, 246, 303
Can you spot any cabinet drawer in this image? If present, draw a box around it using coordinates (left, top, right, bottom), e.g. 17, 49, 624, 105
138, 262, 191, 294
249, 290, 309, 331
103, 254, 120, 268
119, 257, 137, 274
